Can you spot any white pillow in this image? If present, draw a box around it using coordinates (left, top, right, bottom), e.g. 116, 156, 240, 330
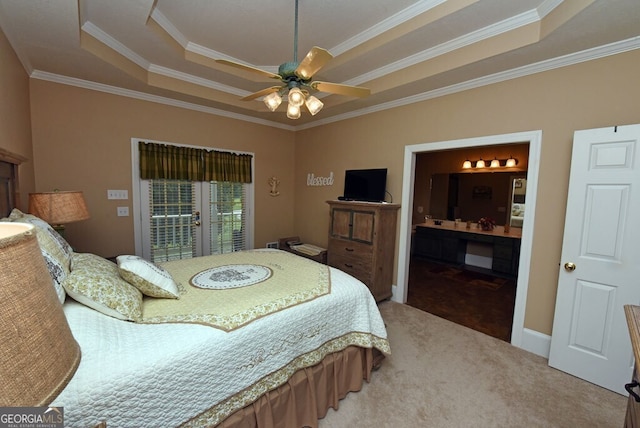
117, 255, 179, 299
64, 253, 143, 321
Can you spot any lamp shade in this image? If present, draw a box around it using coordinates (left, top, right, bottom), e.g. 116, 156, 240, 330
305, 95, 324, 116
263, 91, 282, 111
287, 103, 301, 119
287, 87, 305, 107
0, 222, 81, 406
28, 191, 90, 225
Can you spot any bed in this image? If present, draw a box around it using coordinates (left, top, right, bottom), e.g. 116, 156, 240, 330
1, 209, 390, 428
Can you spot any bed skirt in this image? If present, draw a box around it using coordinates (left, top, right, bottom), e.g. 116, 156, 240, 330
209, 346, 382, 428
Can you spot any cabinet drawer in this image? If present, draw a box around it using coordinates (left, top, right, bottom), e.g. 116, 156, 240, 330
328, 240, 373, 284
329, 255, 373, 285
328, 239, 373, 258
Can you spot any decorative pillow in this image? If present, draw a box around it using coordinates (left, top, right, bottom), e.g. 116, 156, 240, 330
63, 253, 142, 321
117, 255, 179, 299
3, 209, 71, 304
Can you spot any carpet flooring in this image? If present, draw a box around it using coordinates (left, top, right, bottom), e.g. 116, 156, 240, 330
319, 301, 627, 428
406, 257, 516, 342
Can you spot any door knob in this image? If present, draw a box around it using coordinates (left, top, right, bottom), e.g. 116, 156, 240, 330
564, 262, 576, 272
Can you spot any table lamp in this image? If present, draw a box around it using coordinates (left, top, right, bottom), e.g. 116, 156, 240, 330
0, 222, 81, 405
28, 190, 90, 236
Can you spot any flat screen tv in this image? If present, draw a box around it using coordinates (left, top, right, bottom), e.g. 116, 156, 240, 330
342, 168, 387, 202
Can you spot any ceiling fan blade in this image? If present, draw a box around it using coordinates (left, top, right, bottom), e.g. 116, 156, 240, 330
311, 81, 370, 98
215, 59, 281, 81
295, 47, 333, 80
240, 86, 283, 101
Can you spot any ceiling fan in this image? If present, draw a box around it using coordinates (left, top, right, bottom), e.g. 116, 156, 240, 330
215, 0, 370, 119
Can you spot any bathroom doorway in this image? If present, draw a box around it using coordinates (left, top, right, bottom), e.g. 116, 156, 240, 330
394, 130, 542, 349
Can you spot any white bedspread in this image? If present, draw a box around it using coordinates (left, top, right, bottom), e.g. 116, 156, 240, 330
52, 260, 389, 428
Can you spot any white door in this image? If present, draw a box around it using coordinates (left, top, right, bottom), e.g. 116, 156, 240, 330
549, 124, 640, 394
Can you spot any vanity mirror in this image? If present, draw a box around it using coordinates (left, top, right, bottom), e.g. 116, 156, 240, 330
429, 172, 527, 226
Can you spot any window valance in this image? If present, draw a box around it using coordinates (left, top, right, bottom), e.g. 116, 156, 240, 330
139, 142, 252, 183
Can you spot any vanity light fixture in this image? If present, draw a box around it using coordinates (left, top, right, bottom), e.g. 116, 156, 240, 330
461, 157, 519, 169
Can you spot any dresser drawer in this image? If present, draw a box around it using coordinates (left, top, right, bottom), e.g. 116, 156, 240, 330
328, 239, 373, 284
328, 239, 373, 259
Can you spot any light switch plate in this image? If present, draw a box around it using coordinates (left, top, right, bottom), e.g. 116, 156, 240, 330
107, 190, 128, 200
117, 206, 129, 216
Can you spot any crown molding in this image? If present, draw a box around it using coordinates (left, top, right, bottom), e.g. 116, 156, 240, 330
29, 70, 294, 131
82, 21, 150, 69
81, 1, 570, 103
348, 8, 541, 87
330, 0, 448, 57
537, 0, 565, 18
148, 65, 248, 97
298, 37, 640, 130
28, 37, 639, 132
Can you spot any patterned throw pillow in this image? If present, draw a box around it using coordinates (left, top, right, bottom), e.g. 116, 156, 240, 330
2, 209, 72, 304
117, 255, 179, 299
63, 253, 143, 321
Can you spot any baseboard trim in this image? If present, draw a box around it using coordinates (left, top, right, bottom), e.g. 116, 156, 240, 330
519, 328, 551, 358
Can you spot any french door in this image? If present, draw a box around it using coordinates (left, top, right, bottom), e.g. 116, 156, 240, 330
139, 179, 251, 262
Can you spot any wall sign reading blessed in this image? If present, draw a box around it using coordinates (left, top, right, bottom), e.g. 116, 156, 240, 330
307, 172, 334, 186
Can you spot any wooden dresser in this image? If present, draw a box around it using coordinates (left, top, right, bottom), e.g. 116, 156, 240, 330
326, 200, 400, 302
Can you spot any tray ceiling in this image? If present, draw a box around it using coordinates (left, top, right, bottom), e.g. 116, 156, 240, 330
0, 0, 638, 129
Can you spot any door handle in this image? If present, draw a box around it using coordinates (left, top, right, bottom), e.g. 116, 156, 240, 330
563, 262, 576, 272
194, 211, 201, 227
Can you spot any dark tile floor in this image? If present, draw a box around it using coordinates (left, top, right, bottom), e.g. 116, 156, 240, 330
406, 257, 517, 342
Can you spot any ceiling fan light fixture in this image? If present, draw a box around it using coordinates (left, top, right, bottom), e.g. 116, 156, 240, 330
287, 103, 301, 119
288, 87, 305, 107
305, 95, 323, 116
263, 92, 282, 111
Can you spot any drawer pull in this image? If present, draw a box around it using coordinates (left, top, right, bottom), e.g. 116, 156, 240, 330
625, 381, 640, 402
345, 248, 354, 252
344, 263, 353, 268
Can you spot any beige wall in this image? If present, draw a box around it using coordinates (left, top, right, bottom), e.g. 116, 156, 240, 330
6, 25, 640, 338
0, 27, 34, 208
294, 49, 640, 335
28, 80, 296, 257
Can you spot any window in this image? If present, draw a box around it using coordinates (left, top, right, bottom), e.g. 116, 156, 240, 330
132, 139, 254, 261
